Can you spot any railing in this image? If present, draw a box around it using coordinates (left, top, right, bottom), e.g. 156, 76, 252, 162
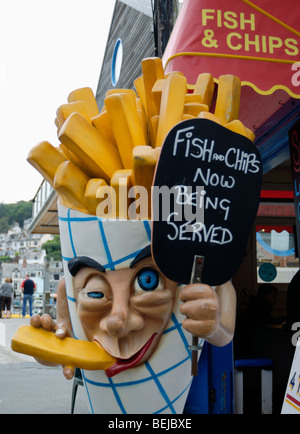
27, 179, 58, 234
32, 180, 54, 219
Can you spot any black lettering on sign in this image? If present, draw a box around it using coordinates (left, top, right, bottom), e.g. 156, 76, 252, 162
152, 119, 262, 286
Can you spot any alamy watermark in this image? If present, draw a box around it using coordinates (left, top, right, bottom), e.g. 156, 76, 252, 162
96, 184, 206, 231
291, 322, 300, 347
291, 62, 300, 87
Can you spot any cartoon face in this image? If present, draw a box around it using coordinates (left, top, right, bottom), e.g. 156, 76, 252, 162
68, 246, 178, 377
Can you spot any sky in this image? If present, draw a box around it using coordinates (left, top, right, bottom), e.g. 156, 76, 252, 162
0, 0, 116, 204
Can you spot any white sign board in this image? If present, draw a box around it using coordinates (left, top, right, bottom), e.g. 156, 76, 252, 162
282, 340, 300, 414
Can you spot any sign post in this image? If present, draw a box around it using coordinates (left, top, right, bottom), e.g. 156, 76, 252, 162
152, 118, 263, 375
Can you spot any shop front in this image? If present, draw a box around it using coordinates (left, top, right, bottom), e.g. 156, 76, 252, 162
163, 0, 300, 413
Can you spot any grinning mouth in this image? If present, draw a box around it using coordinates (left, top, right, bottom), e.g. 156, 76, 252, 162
104, 333, 157, 378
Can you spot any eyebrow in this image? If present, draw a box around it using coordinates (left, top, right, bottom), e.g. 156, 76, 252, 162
68, 256, 106, 276
130, 245, 152, 268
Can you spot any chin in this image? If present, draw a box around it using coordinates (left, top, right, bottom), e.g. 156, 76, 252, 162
103, 333, 160, 377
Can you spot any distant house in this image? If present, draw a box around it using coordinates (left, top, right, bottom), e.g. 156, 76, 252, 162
43, 258, 64, 317
0, 222, 52, 264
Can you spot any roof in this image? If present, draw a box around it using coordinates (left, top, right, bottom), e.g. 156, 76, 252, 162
119, 0, 153, 16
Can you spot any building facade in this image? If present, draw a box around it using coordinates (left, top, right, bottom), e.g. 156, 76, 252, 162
0, 221, 51, 264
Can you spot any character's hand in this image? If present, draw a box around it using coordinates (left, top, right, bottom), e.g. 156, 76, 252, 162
30, 313, 75, 380
179, 284, 221, 339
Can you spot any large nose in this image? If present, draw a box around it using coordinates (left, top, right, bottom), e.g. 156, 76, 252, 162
100, 300, 144, 338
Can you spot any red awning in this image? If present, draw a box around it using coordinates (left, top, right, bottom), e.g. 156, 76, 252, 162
164, 0, 300, 98
163, 0, 300, 138
256, 224, 293, 233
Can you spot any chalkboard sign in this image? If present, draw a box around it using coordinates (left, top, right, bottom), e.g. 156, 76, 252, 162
289, 118, 300, 258
152, 119, 262, 286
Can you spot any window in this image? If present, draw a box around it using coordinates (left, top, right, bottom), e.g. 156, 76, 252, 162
256, 226, 299, 284
111, 39, 123, 86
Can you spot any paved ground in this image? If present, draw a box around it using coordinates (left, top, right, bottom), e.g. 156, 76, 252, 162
0, 317, 89, 414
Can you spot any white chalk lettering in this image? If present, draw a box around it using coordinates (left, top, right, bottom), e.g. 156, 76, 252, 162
174, 186, 231, 221
193, 167, 235, 188
224, 148, 260, 174
173, 126, 215, 162
167, 214, 233, 245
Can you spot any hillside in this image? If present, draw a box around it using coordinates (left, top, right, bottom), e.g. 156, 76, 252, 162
0, 201, 32, 233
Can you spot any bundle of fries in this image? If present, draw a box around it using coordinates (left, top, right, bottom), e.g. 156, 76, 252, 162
27, 57, 255, 219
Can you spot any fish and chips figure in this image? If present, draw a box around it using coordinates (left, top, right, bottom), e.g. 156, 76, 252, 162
12, 57, 260, 414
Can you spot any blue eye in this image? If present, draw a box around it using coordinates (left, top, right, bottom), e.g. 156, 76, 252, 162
136, 268, 160, 291
87, 291, 104, 299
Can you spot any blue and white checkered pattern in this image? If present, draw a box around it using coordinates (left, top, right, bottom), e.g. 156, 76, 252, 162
58, 202, 202, 414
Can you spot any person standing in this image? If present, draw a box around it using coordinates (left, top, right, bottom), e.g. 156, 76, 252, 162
21, 274, 36, 317
0, 278, 14, 319
9, 278, 14, 315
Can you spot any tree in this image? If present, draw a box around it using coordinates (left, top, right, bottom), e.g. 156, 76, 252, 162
0, 201, 32, 232
42, 235, 62, 261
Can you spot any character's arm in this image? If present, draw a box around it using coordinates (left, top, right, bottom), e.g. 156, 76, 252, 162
179, 280, 236, 347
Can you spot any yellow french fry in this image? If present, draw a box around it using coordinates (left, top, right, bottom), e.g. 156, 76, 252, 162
182, 114, 195, 120
105, 88, 137, 102
59, 112, 123, 182
225, 119, 247, 137
149, 115, 159, 148
134, 75, 147, 114
135, 98, 149, 145
27, 141, 66, 186
225, 120, 255, 142
197, 111, 223, 125
68, 87, 99, 119
155, 73, 187, 148
105, 93, 147, 169
85, 178, 108, 215
165, 71, 185, 78
151, 78, 165, 114
11, 325, 116, 371
184, 103, 209, 117
59, 142, 94, 177
92, 111, 117, 147
214, 75, 241, 124
193, 73, 215, 108
141, 57, 165, 119
54, 160, 90, 213
54, 117, 60, 135
132, 146, 158, 219
153, 146, 161, 160
184, 94, 203, 104
138, 109, 149, 146
110, 169, 133, 219
56, 102, 91, 129
96, 184, 117, 219
245, 127, 256, 142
